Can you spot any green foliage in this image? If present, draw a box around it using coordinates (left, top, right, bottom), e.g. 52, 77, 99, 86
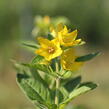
60, 82, 97, 105
16, 60, 98, 109
15, 39, 100, 109
22, 41, 39, 50
31, 55, 44, 64
75, 52, 100, 62
64, 76, 81, 92
14, 15, 100, 109
17, 73, 53, 108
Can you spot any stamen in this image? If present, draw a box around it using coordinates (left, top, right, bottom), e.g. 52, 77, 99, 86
48, 47, 55, 53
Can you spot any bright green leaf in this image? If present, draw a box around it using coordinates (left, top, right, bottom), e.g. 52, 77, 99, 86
17, 73, 53, 107
17, 73, 44, 102
31, 55, 44, 64
60, 82, 98, 104
59, 87, 69, 100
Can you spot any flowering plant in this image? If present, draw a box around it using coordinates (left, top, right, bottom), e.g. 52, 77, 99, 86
15, 16, 100, 109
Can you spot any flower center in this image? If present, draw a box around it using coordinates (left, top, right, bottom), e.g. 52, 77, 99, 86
48, 47, 55, 54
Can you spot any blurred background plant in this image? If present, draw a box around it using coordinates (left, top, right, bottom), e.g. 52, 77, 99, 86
32, 15, 69, 37
0, 0, 109, 109
66, 104, 88, 109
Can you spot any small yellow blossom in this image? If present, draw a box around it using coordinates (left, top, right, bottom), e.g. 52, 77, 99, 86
50, 23, 85, 47
43, 16, 50, 24
50, 23, 63, 37
61, 48, 83, 71
35, 37, 62, 61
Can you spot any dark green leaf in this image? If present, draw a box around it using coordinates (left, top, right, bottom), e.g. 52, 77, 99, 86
75, 52, 100, 62
47, 33, 53, 40
78, 82, 98, 89
64, 76, 81, 92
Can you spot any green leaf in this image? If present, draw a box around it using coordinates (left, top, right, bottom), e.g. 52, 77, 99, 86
17, 73, 44, 101
30, 55, 51, 75
30, 55, 56, 89
78, 82, 98, 89
22, 41, 39, 49
13, 60, 32, 76
31, 55, 44, 64
61, 71, 74, 79
22, 63, 50, 73
64, 76, 81, 92
22, 63, 61, 79
51, 89, 64, 104
17, 73, 53, 107
75, 52, 100, 62
30, 68, 50, 87
34, 102, 48, 109
60, 82, 98, 105
58, 103, 67, 109
59, 87, 69, 100
47, 33, 53, 40
59, 76, 81, 105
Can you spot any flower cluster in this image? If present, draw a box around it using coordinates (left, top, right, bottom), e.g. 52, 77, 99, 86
15, 16, 99, 109
35, 23, 85, 71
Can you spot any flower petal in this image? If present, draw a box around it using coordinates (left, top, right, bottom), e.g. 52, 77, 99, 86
37, 37, 51, 48
61, 48, 84, 71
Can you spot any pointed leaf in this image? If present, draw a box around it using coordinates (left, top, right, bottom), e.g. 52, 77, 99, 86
17, 74, 44, 102
61, 82, 98, 104
22, 41, 39, 49
22, 63, 50, 74
75, 52, 100, 62
17, 73, 53, 107
59, 87, 69, 100
64, 76, 81, 92
31, 55, 44, 64
61, 71, 73, 79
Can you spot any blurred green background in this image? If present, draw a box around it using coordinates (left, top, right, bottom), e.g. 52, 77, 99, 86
0, 0, 109, 109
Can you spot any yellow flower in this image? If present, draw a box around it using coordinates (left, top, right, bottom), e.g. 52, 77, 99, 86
61, 48, 84, 71
35, 37, 62, 61
50, 23, 63, 37
50, 23, 85, 47
43, 16, 50, 24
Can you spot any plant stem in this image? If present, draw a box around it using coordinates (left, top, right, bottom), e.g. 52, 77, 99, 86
55, 60, 60, 106
55, 61, 59, 73
49, 78, 55, 89
55, 77, 60, 105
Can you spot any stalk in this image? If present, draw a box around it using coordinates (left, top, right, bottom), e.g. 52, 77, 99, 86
55, 61, 60, 106
55, 78, 60, 105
